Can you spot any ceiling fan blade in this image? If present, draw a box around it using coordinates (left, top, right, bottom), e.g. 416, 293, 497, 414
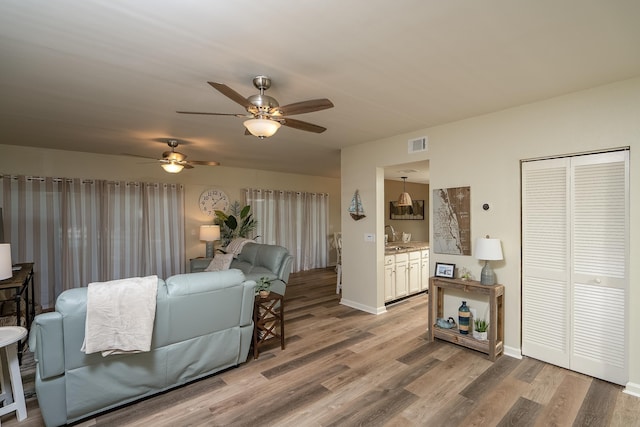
208, 82, 251, 109
182, 163, 194, 169
122, 153, 158, 160
282, 118, 327, 133
188, 160, 220, 166
277, 98, 334, 116
176, 111, 248, 118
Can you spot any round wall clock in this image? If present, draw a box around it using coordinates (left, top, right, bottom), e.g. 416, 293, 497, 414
199, 189, 230, 216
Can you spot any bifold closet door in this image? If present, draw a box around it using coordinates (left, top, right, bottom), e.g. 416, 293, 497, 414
522, 151, 629, 385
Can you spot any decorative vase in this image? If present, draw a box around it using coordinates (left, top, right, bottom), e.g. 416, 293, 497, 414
458, 301, 470, 334
259, 290, 270, 298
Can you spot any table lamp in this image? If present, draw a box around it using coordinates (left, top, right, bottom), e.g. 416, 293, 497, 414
474, 236, 503, 285
199, 225, 220, 259
0, 243, 12, 280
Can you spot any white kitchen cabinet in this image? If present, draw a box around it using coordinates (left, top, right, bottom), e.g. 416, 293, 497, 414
394, 253, 409, 298
420, 249, 430, 291
384, 255, 395, 301
408, 251, 421, 293
384, 248, 429, 302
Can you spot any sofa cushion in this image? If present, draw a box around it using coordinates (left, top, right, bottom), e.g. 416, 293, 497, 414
204, 254, 233, 272
165, 270, 246, 296
229, 260, 252, 276
250, 266, 276, 280
255, 245, 289, 275
236, 242, 259, 264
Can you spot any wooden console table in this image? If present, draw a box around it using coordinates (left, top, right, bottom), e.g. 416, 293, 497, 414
428, 277, 504, 361
0, 263, 35, 364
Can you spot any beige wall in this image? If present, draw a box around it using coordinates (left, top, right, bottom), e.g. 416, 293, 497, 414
341, 76, 640, 393
384, 180, 429, 243
0, 144, 341, 268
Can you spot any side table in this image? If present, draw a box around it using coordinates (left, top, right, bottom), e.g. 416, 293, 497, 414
0, 263, 35, 364
253, 292, 285, 359
0, 326, 28, 422
428, 277, 504, 361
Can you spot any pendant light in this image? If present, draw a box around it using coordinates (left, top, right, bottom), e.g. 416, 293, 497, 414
397, 177, 413, 206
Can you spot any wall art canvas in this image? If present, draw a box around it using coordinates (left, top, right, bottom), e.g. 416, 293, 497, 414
389, 200, 424, 220
432, 186, 471, 255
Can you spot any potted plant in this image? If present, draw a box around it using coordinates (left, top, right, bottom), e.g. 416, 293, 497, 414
256, 277, 273, 298
459, 267, 472, 281
473, 319, 489, 341
214, 202, 258, 247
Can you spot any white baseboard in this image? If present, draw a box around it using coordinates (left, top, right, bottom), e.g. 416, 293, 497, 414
503, 345, 523, 359
624, 382, 640, 397
340, 298, 386, 315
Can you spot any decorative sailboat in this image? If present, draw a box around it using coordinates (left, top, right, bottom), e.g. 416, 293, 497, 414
349, 190, 366, 221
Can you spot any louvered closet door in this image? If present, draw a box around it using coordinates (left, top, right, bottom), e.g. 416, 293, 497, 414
522, 158, 571, 368
522, 151, 629, 385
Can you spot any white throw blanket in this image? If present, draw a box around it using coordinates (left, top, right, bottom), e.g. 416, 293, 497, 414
225, 238, 254, 258
81, 275, 158, 357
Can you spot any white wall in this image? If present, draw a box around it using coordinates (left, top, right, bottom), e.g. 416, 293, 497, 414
341, 76, 640, 392
0, 144, 342, 267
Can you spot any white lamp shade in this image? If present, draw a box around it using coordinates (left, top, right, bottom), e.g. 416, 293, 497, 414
474, 237, 503, 261
243, 118, 281, 138
199, 225, 220, 242
161, 161, 184, 174
0, 244, 12, 280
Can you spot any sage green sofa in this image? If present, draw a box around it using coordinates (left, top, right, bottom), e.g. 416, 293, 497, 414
29, 270, 255, 427
190, 242, 293, 296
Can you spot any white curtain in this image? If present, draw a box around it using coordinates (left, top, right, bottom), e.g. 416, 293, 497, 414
245, 188, 328, 273
0, 175, 185, 308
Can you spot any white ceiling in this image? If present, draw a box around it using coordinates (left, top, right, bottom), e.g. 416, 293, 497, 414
2, 1, 640, 181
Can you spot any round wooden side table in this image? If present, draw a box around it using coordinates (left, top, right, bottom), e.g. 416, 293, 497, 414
0, 326, 28, 422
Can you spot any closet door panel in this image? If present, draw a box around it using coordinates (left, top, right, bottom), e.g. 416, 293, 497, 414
521, 159, 571, 367
572, 283, 626, 383
570, 151, 628, 384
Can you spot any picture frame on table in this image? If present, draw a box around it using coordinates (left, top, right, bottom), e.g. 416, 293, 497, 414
434, 262, 456, 278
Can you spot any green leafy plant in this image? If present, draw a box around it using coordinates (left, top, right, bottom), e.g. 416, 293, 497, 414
214, 201, 258, 247
474, 319, 489, 333
256, 277, 273, 293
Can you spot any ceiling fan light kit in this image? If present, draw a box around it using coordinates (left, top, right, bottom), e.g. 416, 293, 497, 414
161, 161, 184, 174
124, 139, 219, 173
244, 117, 281, 138
178, 75, 333, 138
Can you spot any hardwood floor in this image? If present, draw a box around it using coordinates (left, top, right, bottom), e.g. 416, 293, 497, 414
4, 268, 639, 426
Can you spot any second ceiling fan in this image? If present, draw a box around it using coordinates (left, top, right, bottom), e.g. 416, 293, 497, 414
177, 76, 334, 138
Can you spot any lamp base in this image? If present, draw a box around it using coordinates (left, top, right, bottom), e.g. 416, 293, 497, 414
480, 260, 495, 285
205, 242, 214, 259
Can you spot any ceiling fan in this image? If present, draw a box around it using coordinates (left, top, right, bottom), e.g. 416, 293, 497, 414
177, 76, 334, 138
125, 139, 220, 174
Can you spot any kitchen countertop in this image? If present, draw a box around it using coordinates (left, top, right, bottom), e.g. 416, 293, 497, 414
385, 241, 430, 255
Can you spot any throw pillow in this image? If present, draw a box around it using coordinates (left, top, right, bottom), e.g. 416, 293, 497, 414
204, 254, 233, 272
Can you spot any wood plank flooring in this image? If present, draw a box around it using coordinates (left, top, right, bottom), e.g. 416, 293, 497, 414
3, 268, 639, 426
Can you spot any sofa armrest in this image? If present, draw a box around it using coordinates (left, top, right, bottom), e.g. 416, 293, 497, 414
278, 254, 294, 283
31, 312, 65, 380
